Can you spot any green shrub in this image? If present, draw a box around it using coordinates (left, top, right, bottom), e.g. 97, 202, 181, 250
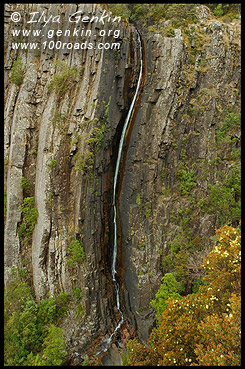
214, 3, 224, 17
48, 159, 58, 168
198, 164, 241, 226
4, 270, 69, 366
86, 97, 111, 152
129, 4, 149, 22
151, 273, 182, 320
82, 355, 90, 366
10, 57, 25, 86
205, 182, 240, 226
176, 168, 196, 196
224, 166, 241, 197
41, 324, 67, 365
73, 287, 83, 303
107, 4, 131, 19
21, 177, 31, 195
141, 202, 151, 218
74, 151, 95, 173
55, 292, 70, 316
76, 303, 85, 319
37, 297, 58, 325
216, 111, 240, 143
67, 240, 85, 267
52, 111, 68, 133
165, 3, 197, 27
48, 61, 79, 97
18, 197, 38, 244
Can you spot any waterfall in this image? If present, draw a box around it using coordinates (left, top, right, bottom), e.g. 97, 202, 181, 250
97, 29, 143, 355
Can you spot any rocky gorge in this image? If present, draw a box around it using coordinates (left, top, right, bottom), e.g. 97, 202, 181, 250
4, 3, 241, 366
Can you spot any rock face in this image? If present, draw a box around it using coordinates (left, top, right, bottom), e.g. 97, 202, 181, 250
4, 3, 140, 357
121, 17, 241, 343
4, 3, 240, 362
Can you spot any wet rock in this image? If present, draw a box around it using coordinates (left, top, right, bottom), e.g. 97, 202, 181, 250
101, 344, 122, 366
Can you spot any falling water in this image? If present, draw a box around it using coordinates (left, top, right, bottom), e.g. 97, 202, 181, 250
97, 30, 143, 355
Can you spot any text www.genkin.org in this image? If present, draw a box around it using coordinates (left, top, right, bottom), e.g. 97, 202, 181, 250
11, 39, 121, 51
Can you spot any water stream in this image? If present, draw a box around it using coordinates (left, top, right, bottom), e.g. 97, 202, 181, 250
97, 29, 143, 355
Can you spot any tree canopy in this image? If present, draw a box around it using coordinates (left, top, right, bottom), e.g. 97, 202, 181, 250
125, 224, 241, 366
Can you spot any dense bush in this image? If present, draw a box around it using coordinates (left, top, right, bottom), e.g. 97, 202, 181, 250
150, 273, 182, 319
67, 240, 85, 267
4, 269, 69, 366
18, 197, 38, 245
203, 165, 241, 226
176, 168, 196, 196
125, 224, 241, 366
21, 177, 31, 195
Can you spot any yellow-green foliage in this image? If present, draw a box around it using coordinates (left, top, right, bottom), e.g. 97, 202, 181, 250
67, 240, 85, 267
48, 61, 79, 97
21, 177, 31, 195
10, 57, 25, 86
125, 225, 241, 366
18, 197, 38, 245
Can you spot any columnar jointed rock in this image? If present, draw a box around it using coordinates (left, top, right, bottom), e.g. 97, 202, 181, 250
4, 3, 240, 362
4, 2, 140, 357
120, 15, 240, 343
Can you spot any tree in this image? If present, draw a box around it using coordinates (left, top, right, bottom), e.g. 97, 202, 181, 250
4, 269, 69, 366
126, 225, 241, 366
41, 325, 67, 366
150, 273, 182, 319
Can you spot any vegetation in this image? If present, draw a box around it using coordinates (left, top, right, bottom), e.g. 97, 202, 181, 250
85, 97, 111, 152
161, 154, 240, 291
18, 197, 38, 245
73, 286, 84, 303
203, 167, 241, 226
48, 61, 79, 98
5, 3, 240, 366
75, 97, 111, 175
213, 3, 224, 17
10, 57, 25, 86
74, 151, 95, 174
48, 159, 58, 169
125, 224, 241, 366
136, 193, 141, 206
107, 4, 240, 31
52, 111, 68, 134
209, 3, 241, 19
67, 240, 85, 268
107, 3, 197, 27
216, 111, 241, 144
21, 177, 31, 195
72, 286, 85, 320
160, 89, 240, 292
142, 202, 151, 218
176, 167, 196, 196
4, 268, 70, 366
150, 273, 182, 319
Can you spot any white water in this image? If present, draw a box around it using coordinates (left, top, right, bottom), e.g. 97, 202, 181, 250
97, 30, 143, 355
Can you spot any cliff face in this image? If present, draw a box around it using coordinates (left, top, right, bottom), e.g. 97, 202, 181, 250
4, 3, 140, 358
4, 3, 240, 364
121, 15, 241, 342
